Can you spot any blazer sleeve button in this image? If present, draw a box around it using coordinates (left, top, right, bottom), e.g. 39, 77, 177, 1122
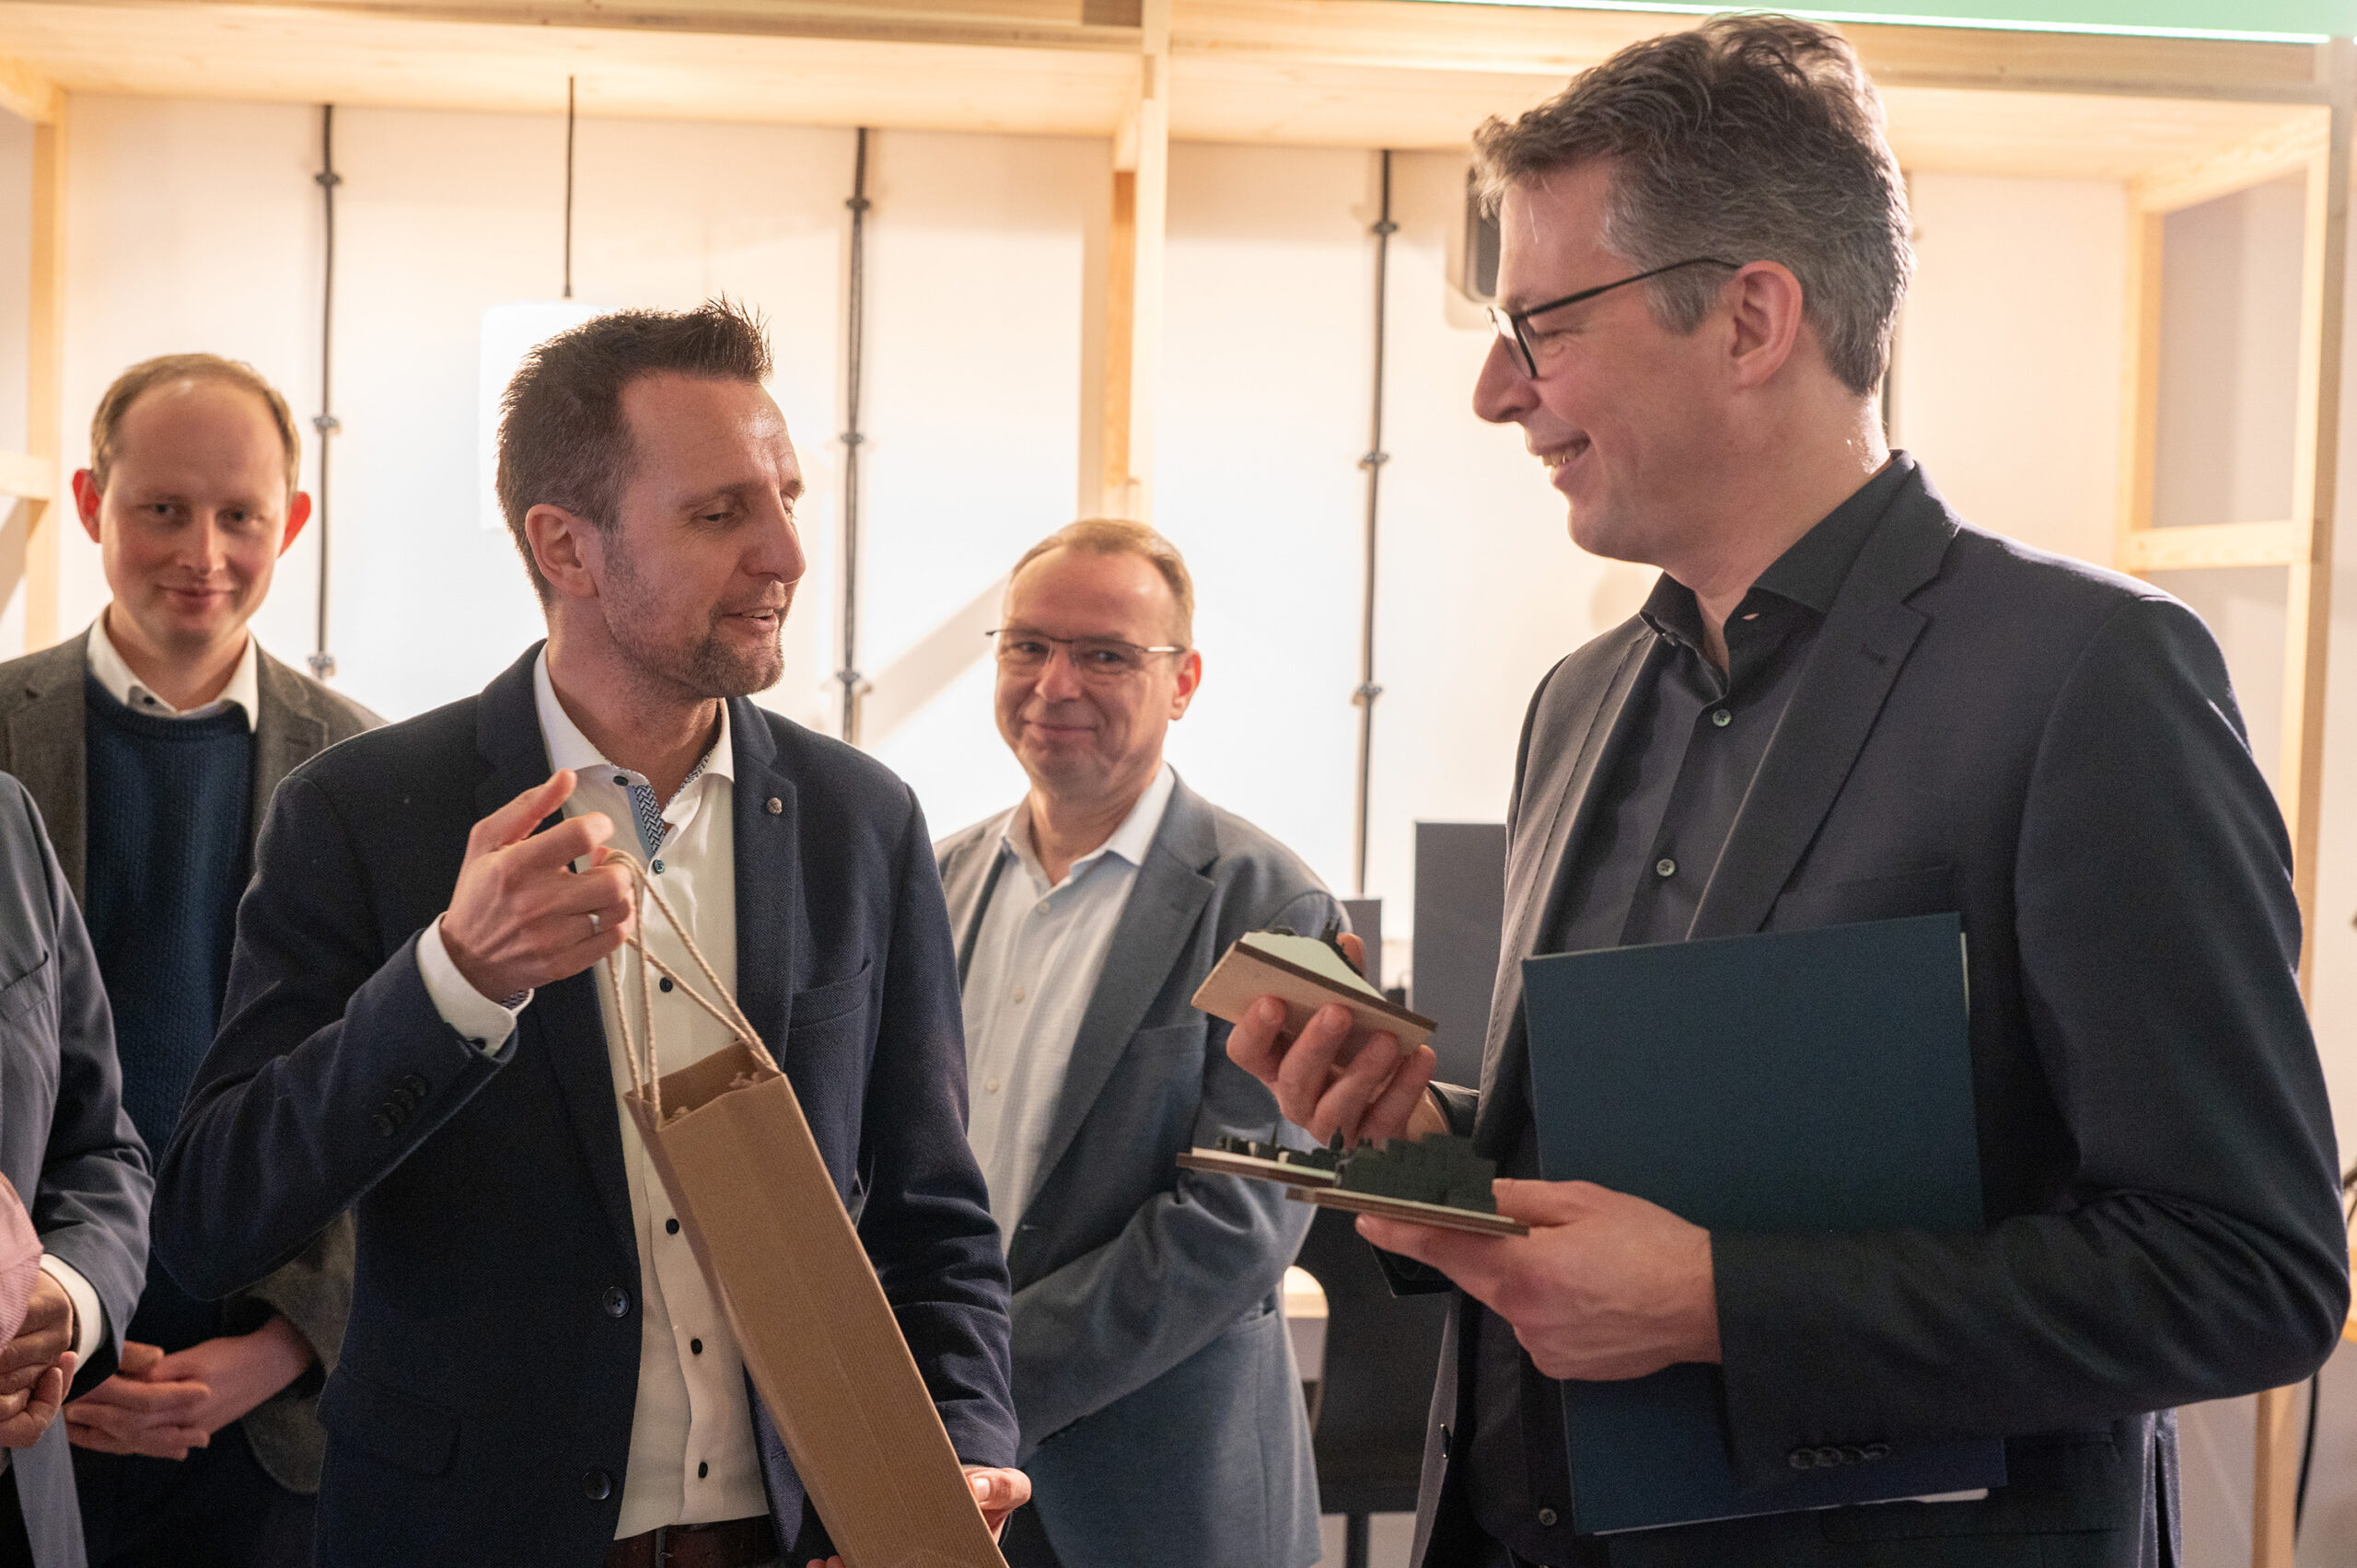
1817, 1446, 1847, 1468
1788, 1448, 1817, 1470
1840, 1446, 1868, 1466
371, 1110, 398, 1138
1863, 1443, 1891, 1461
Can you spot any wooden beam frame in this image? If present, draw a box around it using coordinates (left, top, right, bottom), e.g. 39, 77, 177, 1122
1092, 0, 1167, 520
2113, 41, 2351, 1568
0, 455, 55, 501
0, 48, 61, 122
23, 100, 66, 652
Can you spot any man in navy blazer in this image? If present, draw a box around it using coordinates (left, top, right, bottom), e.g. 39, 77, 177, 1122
152, 302, 1024, 1567
1229, 18, 2347, 1568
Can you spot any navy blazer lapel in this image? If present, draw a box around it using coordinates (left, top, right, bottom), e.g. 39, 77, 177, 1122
472, 645, 637, 1260
726, 700, 795, 1056
1019, 780, 1217, 1221
1474, 625, 1654, 1156
1688, 476, 1958, 941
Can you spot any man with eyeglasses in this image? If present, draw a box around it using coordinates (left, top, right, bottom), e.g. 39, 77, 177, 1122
1226, 16, 2344, 1568
934, 518, 1329, 1568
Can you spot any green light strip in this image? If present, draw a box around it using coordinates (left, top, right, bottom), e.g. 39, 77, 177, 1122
1418, 0, 2333, 44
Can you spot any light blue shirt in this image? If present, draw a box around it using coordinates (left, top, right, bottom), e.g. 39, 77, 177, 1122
961, 765, 1177, 1243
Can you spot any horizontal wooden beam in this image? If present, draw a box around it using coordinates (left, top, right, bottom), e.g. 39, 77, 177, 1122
0, 48, 62, 121
0, 454, 55, 503
17, 0, 1143, 52
2119, 520, 2304, 572
1168, 0, 2331, 102
2130, 110, 2329, 214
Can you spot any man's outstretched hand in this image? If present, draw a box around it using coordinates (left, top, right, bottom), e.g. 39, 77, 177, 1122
440, 770, 636, 1000
802, 1466, 1030, 1567
1360, 1178, 1723, 1381
1224, 932, 1444, 1145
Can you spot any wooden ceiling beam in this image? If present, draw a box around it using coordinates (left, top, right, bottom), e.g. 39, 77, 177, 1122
14, 0, 1144, 52
1167, 0, 2332, 104
2129, 109, 2330, 213
0, 48, 62, 121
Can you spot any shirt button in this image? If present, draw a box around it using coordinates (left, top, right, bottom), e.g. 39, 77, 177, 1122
691, 1338, 703, 1355
666, 1217, 680, 1236
652, 859, 666, 874
659, 977, 674, 993
1035, 901, 1050, 916
1538, 1507, 1558, 1527
698, 1461, 710, 1480
985, 1079, 1002, 1095
1712, 708, 1732, 727
1655, 857, 1677, 878
1012, 985, 1027, 1004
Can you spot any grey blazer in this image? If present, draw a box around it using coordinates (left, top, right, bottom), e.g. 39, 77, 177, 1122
0, 630, 379, 1493
937, 776, 1330, 1568
0, 773, 150, 1568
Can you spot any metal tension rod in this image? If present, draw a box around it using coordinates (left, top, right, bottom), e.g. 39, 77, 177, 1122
309, 104, 343, 680
837, 127, 872, 745
1352, 149, 1396, 897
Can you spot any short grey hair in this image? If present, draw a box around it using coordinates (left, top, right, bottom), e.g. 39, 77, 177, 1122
1472, 14, 1911, 397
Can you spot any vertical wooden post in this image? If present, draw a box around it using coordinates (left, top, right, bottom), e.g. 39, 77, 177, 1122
1095, 0, 1167, 521
2115, 204, 2165, 579
25, 97, 66, 652
2275, 95, 2349, 988
2248, 46, 2352, 1568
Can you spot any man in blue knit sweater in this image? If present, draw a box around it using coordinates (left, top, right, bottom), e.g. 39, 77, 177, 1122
0, 355, 378, 1567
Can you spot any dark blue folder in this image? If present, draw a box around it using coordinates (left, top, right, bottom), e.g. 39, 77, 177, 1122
1520, 913, 2006, 1535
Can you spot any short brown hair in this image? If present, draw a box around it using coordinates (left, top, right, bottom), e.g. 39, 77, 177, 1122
495, 299, 773, 600
1472, 14, 1910, 396
89, 354, 302, 496
1010, 518, 1195, 647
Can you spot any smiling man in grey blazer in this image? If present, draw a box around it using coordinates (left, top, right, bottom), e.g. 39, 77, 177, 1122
935, 519, 1328, 1568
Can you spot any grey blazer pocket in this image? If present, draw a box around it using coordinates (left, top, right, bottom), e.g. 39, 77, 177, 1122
787, 959, 875, 1032
1128, 1019, 1208, 1059
0, 947, 52, 1026
319, 1366, 459, 1476
1771, 864, 1956, 931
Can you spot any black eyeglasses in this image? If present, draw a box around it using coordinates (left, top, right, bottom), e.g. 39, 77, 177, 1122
1486, 258, 1742, 377
985, 628, 1187, 681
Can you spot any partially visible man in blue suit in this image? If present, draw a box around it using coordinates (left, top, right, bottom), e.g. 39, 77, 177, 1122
935, 519, 1327, 1568
151, 301, 1025, 1567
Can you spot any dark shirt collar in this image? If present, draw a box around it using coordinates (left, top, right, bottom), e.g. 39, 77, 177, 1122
1638, 452, 1917, 650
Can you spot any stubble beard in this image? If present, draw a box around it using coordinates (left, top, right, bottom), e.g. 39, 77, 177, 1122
601, 535, 788, 700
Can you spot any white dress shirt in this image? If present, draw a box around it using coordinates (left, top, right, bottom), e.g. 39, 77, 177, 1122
962, 765, 1176, 1244
34, 615, 268, 1366
415, 652, 766, 1535
86, 611, 261, 732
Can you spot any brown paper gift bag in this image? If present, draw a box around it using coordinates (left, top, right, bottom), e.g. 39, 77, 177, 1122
605, 860, 1008, 1568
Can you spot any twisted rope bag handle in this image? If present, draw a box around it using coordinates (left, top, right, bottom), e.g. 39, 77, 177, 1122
600, 853, 776, 1123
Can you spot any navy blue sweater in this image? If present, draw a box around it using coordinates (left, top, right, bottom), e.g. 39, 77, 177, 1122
83, 674, 252, 1351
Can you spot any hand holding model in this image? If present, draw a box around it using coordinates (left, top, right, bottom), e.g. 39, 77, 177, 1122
1226, 932, 1720, 1384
